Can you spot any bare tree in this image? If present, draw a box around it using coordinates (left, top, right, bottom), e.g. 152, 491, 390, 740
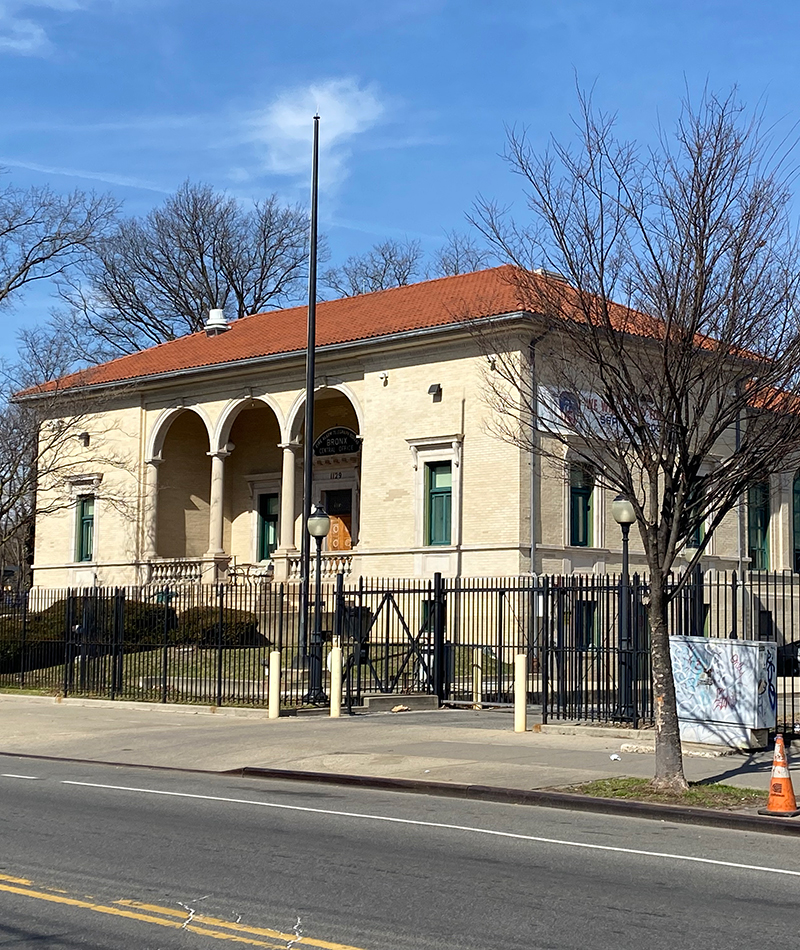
0, 178, 117, 307
2, 329, 135, 586
322, 238, 424, 296
472, 89, 800, 789
57, 182, 311, 360
430, 229, 494, 276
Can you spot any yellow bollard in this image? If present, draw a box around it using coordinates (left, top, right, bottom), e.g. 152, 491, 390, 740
329, 645, 343, 718
514, 653, 527, 733
268, 650, 281, 720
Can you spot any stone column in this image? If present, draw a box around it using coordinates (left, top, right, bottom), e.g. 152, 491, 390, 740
206, 446, 231, 556
278, 442, 299, 551
143, 456, 162, 559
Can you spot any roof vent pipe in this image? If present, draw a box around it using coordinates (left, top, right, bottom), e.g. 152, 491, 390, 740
205, 308, 230, 336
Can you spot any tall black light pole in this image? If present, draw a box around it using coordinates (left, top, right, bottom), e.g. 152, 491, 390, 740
306, 504, 331, 703
299, 114, 321, 659
612, 494, 636, 721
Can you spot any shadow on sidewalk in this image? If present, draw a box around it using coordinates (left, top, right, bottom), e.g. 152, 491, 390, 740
695, 751, 775, 785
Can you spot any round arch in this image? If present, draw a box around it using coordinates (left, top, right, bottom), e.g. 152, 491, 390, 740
147, 405, 213, 460
213, 396, 285, 453
286, 381, 364, 442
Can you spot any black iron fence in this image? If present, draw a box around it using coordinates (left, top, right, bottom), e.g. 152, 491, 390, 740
1, 570, 799, 730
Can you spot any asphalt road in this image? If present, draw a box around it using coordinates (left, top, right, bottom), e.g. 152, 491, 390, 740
0, 752, 798, 950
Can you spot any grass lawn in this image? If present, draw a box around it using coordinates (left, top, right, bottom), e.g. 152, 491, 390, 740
563, 776, 765, 810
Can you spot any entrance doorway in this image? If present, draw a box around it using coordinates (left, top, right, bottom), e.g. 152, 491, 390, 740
324, 489, 353, 550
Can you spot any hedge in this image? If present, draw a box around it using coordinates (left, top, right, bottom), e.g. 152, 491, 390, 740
0, 597, 178, 674
173, 606, 263, 646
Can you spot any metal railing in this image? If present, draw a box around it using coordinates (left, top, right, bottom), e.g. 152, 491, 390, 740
0, 570, 798, 730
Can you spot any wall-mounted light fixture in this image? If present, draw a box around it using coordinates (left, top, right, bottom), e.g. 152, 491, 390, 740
77, 432, 90, 447
379, 371, 389, 387
486, 353, 499, 371
428, 383, 442, 402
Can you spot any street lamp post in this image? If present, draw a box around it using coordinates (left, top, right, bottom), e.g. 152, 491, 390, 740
306, 504, 331, 704
612, 494, 636, 722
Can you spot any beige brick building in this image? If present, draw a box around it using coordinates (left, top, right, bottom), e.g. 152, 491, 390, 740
22, 267, 794, 587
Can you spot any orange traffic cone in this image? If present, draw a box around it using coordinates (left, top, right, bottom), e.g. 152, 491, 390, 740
758, 735, 800, 818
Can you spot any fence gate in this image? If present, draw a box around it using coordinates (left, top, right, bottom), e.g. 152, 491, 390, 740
340, 574, 447, 708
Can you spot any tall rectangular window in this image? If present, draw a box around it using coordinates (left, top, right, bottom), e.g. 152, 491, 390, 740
569, 465, 594, 547
425, 462, 452, 546
257, 493, 279, 561
793, 472, 800, 572
76, 495, 95, 562
748, 481, 770, 570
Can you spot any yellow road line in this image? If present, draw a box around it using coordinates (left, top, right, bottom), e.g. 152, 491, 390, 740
115, 899, 364, 949
0, 882, 284, 946
0, 873, 33, 885
0, 880, 369, 950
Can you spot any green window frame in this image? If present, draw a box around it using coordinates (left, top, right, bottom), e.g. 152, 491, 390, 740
687, 496, 705, 549
75, 495, 95, 562
793, 471, 800, 573
748, 480, 770, 571
257, 493, 279, 561
569, 465, 594, 547
425, 462, 452, 546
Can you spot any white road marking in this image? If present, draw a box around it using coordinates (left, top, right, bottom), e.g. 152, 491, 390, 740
60, 779, 800, 879
2, 774, 39, 780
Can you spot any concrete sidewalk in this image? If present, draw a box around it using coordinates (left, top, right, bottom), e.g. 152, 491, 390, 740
0, 693, 778, 793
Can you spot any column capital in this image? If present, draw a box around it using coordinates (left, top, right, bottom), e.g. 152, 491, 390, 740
146, 454, 163, 467
279, 441, 301, 452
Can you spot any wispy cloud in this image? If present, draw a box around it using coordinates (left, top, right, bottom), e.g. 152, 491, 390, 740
0, 155, 170, 192
0, 0, 86, 55
245, 78, 385, 189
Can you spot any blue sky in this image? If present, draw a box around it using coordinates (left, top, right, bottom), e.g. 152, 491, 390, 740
2, 0, 800, 359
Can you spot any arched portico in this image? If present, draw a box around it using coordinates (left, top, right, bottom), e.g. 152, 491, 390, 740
150, 408, 213, 560
288, 385, 363, 564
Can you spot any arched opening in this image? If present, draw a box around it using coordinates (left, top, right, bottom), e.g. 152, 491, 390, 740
156, 410, 212, 558
223, 401, 283, 563
290, 388, 362, 552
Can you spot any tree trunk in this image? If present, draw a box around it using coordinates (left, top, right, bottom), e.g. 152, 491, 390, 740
648, 574, 688, 790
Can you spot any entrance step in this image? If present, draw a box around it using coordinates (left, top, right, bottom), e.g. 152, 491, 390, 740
363, 693, 440, 712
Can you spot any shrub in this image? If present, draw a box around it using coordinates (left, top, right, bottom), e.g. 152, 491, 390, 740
3, 596, 177, 653
174, 606, 263, 647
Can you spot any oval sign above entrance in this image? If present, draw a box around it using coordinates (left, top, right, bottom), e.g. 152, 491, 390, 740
313, 426, 361, 457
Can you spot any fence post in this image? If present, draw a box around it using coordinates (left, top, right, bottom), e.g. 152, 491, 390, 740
110, 587, 124, 701
514, 653, 527, 732
161, 587, 171, 704
432, 572, 446, 703
64, 589, 75, 697
19, 590, 28, 688
541, 577, 549, 725
216, 584, 224, 707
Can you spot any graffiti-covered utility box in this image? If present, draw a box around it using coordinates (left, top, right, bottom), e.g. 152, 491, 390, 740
669, 636, 777, 749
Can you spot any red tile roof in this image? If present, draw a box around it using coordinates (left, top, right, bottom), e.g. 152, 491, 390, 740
22, 264, 723, 397
25, 265, 525, 395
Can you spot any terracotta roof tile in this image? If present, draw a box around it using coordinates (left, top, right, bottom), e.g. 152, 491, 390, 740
28, 265, 524, 394
20, 265, 699, 397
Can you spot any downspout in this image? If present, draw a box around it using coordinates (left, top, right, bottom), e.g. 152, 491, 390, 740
528, 333, 548, 574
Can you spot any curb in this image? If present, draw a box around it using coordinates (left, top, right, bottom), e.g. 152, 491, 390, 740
0, 748, 792, 836
229, 765, 798, 837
